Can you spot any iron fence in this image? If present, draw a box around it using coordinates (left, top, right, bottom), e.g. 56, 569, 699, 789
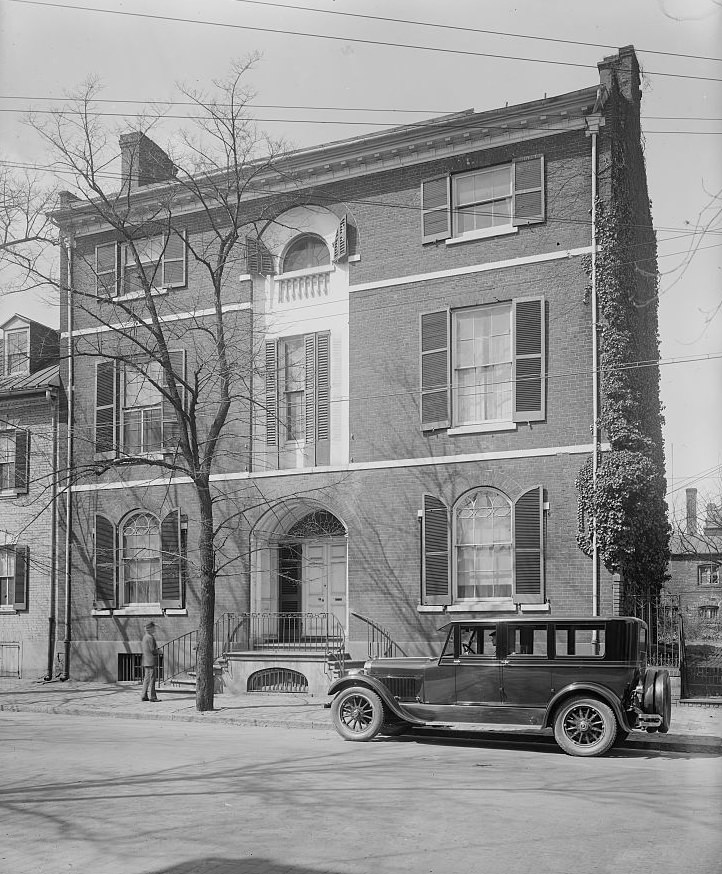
623, 593, 681, 668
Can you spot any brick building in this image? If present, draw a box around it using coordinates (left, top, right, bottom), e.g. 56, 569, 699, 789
52, 46, 664, 689
0, 315, 61, 679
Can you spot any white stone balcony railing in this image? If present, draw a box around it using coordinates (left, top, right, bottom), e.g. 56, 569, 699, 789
273, 265, 332, 306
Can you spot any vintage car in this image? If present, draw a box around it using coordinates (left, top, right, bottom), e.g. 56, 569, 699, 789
328, 616, 671, 757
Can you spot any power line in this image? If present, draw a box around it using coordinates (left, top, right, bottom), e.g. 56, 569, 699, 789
6, 0, 722, 84
226, 0, 722, 65
2, 157, 720, 239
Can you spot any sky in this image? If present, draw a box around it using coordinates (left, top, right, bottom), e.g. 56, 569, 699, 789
0, 0, 720, 518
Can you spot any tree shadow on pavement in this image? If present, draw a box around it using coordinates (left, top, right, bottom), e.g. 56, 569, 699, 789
147, 859, 340, 874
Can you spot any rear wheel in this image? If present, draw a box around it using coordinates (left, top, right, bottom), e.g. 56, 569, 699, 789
331, 686, 385, 742
553, 696, 617, 757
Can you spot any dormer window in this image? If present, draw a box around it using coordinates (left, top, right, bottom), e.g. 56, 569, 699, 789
5, 329, 30, 375
282, 235, 330, 274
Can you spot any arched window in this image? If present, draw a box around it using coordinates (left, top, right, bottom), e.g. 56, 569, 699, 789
122, 512, 161, 604
454, 489, 512, 600
287, 510, 345, 539
282, 234, 330, 273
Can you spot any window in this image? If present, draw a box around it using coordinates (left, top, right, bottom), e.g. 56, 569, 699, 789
453, 304, 512, 425
0, 429, 29, 494
95, 352, 185, 457
265, 332, 330, 465
122, 512, 161, 605
5, 329, 30, 375
509, 624, 548, 657
458, 625, 497, 657
95, 233, 187, 297
94, 510, 183, 610
453, 166, 512, 235
698, 565, 720, 587
455, 489, 512, 599
699, 605, 719, 621
0, 546, 28, 610
123, 360, 163, 455
421, 486, 544, 607
282, 235, 330, 273
555, 626, 606, 658
421, 297, 545, 431
421, 156, 545, 244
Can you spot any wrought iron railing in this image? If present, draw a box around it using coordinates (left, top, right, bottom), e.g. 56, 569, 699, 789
158, 612, 242, 685
623, 593, 681, 668
350, 611, 407, 660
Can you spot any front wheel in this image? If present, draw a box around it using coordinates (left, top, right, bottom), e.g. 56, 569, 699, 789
331, 686, 385, 742
553, 696, 618, 757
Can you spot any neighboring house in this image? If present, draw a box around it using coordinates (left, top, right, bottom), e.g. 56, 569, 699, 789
52, 47, 664, 689
0, 315, 61, 679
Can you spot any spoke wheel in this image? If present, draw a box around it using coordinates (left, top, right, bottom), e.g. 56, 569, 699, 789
331, 686, 384, 741
554, 696, 617, 757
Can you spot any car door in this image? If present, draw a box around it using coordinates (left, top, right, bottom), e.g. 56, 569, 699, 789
499, 623, 553, 709
454, 624, 503, 706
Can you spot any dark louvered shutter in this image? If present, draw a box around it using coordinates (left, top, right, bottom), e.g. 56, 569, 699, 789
95, 361, 118, 454
14, 430, 29, 494
513, 297, 545, 422
513, 486, 544, 604
333, 215, 348, 262
420, 310, 450, 430
94, 514, 116, 609
304, 333, 317, 447
96, 242, 119, 297
315, 332, 330, 465
160, 508, 183, 609
162, 350, 186, 452
421, 177, 451, 243
512, 156, 545, 226
265, 340, 278, 446
0, 338, 4, 376
13, 545, 28, 610
421, 494, 451, 606
246, 237, 274, 275
162, 230, 187, 288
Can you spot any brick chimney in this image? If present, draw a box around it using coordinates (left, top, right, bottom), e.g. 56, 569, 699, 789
686, 488, 698, 535
597, 45, 642, 106
119, 132, 177, 192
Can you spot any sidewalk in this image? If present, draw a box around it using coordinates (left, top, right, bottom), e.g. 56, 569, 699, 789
1, 678, 720, 752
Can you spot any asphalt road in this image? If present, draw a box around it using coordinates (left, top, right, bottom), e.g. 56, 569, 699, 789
1, 712, 720, 874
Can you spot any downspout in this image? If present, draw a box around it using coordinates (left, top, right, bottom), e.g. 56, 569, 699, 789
586, 96, 606, 618
62, 236, 75, 678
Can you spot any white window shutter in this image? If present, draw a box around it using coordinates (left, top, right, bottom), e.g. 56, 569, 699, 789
512, 156, 545, 226
421, 177, 451, 243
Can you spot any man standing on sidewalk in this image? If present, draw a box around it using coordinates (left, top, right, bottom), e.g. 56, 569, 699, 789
141, 621, 159, 702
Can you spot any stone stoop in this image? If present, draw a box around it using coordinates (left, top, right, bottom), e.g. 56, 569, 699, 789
220, 650, 348, 696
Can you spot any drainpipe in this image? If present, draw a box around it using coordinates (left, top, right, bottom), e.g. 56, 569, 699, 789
62, 236, 75, 678
586, 104, 605, 618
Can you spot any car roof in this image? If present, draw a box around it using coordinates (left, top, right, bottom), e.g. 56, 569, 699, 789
438, 616, 643, 632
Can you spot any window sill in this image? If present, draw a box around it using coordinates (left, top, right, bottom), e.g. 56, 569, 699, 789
0, 606, 17, 614
0, 489, 22, 499
417, 605, 445, 613
164, 608, 188, 616
104, 287, 169, 303
448, 422, 517, 436
448, 600, 516, 613
446, 225, 518, 246
92, 606, 164, 617
519, 602, 551, 613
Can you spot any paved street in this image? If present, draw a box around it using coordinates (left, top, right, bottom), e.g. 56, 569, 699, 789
1, 711, 720, 874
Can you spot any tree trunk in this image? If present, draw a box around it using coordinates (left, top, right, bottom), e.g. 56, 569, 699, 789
195, 481, 216, 712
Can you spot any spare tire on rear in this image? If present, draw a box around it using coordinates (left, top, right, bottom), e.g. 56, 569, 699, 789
653, 669, 672, 734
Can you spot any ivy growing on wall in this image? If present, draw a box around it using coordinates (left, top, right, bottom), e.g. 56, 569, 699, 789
576, 110, 670, 597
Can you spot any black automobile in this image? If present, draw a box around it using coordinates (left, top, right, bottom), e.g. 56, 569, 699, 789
328, 616, 671, 757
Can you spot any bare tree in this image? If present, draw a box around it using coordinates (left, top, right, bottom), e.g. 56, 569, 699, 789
14, 58, 337, 711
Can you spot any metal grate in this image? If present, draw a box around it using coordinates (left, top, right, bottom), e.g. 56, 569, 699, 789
117, 653, 164, 683
247, 668, 308, 693
380, 676, 421, 701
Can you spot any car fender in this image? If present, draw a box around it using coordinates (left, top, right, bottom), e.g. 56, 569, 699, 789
328, 675, 426, 725
543, 682, 632, 732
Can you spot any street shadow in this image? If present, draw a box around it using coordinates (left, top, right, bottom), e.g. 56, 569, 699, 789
146, 860, 341, 874
390, 727, 721, 760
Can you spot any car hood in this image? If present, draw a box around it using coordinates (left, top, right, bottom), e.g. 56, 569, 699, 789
365, 656, 435, 674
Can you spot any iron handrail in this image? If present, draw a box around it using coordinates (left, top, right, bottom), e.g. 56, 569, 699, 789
157, 612, 239, 684
350, 610, 406, 660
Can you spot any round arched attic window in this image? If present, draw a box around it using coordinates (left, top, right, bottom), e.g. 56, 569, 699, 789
282, 234, 330, 273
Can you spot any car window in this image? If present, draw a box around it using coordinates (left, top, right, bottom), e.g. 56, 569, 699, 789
459, 626, 497, 657
555, 626, 606, 657
508, 625, 548, 657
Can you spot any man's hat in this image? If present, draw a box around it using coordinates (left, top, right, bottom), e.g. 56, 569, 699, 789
145, 621, 156, 630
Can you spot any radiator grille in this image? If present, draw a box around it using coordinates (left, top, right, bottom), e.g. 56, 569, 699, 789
380, 675, 421, 701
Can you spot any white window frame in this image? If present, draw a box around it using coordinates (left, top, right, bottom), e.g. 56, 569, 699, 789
279, 336, 306, 446
0, 431, 15, 492
121, 361, 164, 456
0, 547, 16, 608
450, 164, 514, 243
451, 302, 514, 430
453, 487, 514, 604
698, 564, 720, 587
4, 328, 30, 375
121, 511, 162, 607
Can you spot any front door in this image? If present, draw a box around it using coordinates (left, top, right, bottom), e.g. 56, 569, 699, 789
454, 624, 502, 705
302, 539, 347, 634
